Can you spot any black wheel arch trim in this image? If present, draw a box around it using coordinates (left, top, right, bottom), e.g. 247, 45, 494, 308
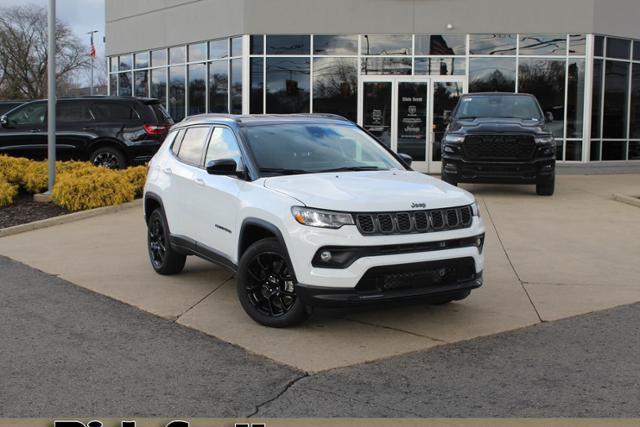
239, 217, 297, 280
144, 192, 166, 224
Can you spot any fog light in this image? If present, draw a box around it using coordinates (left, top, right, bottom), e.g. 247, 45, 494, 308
320, 251, 332, 262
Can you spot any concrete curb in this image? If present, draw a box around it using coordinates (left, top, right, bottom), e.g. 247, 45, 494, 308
0, 198, 143, 239
612, 193, 640, 208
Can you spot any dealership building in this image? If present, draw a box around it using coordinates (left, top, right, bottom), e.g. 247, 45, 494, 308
106, 0, 640, 173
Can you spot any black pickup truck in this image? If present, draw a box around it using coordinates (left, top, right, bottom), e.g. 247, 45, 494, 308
440, 93, 556, 196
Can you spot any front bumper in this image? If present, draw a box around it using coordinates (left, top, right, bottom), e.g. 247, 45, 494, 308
442, 157, 555, 184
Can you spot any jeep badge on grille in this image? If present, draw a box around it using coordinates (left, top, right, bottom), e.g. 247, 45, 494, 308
411, 203, 426, 209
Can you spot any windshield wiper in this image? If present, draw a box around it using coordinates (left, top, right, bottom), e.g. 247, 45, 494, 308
314, 166, 387, 173
258, 167, 309, 175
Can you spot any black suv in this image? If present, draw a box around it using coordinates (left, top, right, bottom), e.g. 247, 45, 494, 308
440, 93, 556, 196
0, 97, 173, 169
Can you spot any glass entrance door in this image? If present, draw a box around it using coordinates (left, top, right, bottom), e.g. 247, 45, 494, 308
397, 81, 429, 170
362, 81, 393, 148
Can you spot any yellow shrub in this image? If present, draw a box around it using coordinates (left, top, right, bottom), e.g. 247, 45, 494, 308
0, 177, 18, 207
21, 161, 49, 193
121, 165, 148, 198
52, 168, 135, 212
0, 155, 30, 185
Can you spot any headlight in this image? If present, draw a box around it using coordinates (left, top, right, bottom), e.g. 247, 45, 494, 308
471, 201, 481, 217
291, 207, 355, 229
444, 134, 465, 143
535, 135, 554, 144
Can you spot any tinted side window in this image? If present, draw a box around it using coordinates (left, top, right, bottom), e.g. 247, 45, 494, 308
58, 102, 94, 123
171, 129, 185, 155
90, 102, 141, 121
7, 102, 46, 126
205, 127, 242, 166
177, 126, 210, 165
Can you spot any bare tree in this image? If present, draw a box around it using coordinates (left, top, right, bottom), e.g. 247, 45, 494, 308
0, 4, 89, 100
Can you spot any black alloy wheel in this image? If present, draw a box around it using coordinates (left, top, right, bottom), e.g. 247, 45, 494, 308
148, 215, 166, 269
147, 209, 186, 275
90, 146, 127, 169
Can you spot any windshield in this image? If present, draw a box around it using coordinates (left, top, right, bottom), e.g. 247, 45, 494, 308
454, 95, 543, 121
243, 123, 405, 175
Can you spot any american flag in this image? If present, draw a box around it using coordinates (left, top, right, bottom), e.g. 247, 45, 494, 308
89, 43, 96, 58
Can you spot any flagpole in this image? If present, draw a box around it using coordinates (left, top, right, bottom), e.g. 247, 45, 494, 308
47, 0, 56, 194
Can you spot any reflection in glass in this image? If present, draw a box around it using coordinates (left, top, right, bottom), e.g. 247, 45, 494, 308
110, 57, 117, 73
469, 34, 517, 55
635, 42, 640, 61
594, 36, 604, 57
414, 58, 465, 75
169, 46, 186, 65
519, 34, 566, 55
134, 70, 149, 97
590, 140, 601, 161
230, 59, 242, 114
556, 140, 564, 161
231, 36, 243, 57
208, 61, 228, 113
266, 57, 310, 113
313, 35, 358, 55
362, 82, 392, 147
602, 140, 626, 160
569, 34, 587, 55
151, 69, 167, 106
518, 58, 565, 137
188, 64, 206, 115
266, 35, 310, 55
629, 141, 640, 160
432, 82, 464, 162
397, 82, 427, 161
313, 57, 357, 122
250, 58, 264, 114
630, 64, 640, 138
169, 65, 186, 121
469, 58, 516, 92
361, 57, 411, 75
361, 34, 412, 55
151, 49, 167, 67
566, 140, 582, 161
209, 39, 228, 59
251, 35, 264, 55
603, 61, 629, 139
119, 54, 132, 71
134, 52, 149, 69
415, 35, 466, 56
591, 59, 603, 138
188, 43, 207, 62
567, 60, 585, 138
109, 74, 117, 95
118, 72, 132, 96
606, 38, 630, 60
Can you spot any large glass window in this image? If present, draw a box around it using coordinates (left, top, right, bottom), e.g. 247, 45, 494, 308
134, 70, 149, 97
118, 72, 132, 96
361, 34, 411, 55
519, 34, 566, 56
134, 52, 149, 69
231, 36, 243, 57
188, 42, 207, 62
119, 54, 132, 71
518, 58, 566, 137
230, 59, 242, 114
415, 35, 466, 56
313, 35, 358, 55
606, 38, 631, 60
602, 140, 627, 160
250, 35, 264, 55
151, 69, 167, 106
629, 64, 640, 139
209, 39, 228, 59
169, 46, 186, 65
313, 57, 358, 122
169, 66, 186, 121
266, 57, 310, 113
414, 58, 465, 76
469, 34, 517, 55
250, 58, 264, 114
569, 34, 587, 55
567, 59, 585, 138
591, 59, 603, 138
151, 49, 167, 67
188, 64, 206, 115
361, 57, 411, 75
469, 58, 516, 92
208, 61, 228, 113
603, 61, 629, 139
266, 35, 310, 55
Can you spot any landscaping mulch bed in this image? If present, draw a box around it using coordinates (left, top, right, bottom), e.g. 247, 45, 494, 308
0, 192, 68, 229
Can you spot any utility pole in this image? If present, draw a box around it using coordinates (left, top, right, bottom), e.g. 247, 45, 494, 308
88, 30, 98, 95
47, 0, 56, 194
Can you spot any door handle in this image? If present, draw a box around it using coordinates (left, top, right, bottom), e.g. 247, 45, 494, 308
162, 167, 172, 175
194, 178, 205, 187
30, 129, 39, 133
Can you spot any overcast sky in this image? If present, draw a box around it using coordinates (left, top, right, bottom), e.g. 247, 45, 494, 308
2, 0, 105, 60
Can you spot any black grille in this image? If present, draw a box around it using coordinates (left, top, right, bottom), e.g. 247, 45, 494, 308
354, 205, 473, 236
356, 257, 477, 292
464, 134, 536, 161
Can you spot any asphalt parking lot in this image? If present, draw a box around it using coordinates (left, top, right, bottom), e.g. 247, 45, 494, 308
0, 174, 639, 372
1, 254, 639, 418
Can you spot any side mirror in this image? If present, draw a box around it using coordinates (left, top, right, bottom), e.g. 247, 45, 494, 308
206, 158, 242, 177
545, 112, 554, 123
398, 153, 413, 167
443, 110, 452, 123
0, 115, 8, 128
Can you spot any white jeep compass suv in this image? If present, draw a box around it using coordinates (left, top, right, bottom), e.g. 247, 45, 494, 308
144, 114, 485, 327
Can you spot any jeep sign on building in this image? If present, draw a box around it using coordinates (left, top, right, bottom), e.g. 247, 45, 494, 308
106, 0, 640, 172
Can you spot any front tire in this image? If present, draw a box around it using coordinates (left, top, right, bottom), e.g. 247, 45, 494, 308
237, 238, 309, 328
536, 175, 555, 196
147, 209, 186, 275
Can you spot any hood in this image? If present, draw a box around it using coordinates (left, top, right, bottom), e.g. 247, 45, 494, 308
264, 170, 474, 212
450, 117, 547, 135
